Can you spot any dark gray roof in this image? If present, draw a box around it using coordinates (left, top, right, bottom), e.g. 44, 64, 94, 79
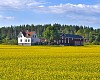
65, 34, 83, 38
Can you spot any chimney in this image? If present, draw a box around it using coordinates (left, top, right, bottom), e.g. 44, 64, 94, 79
25, 30, 29, 36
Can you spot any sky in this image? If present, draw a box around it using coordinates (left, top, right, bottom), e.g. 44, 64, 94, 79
0, 0, 100, 28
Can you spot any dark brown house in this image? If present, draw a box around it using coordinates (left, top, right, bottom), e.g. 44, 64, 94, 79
57, 34, 84, 46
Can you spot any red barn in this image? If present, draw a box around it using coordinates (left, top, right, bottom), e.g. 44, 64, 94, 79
58, 34, 84, 46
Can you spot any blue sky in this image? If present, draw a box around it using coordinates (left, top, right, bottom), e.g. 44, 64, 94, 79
0, 0, 100, 28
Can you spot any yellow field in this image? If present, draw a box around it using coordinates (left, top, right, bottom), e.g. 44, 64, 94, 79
0, 45, 100, 80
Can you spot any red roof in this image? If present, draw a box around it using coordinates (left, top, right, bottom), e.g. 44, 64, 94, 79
22, 30, 36, 37
26, 31, 35, 36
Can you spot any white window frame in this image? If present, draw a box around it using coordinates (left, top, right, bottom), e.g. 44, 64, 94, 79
65, 38, 66, 43
62, 40, 63, 43
68, 38, 69, 43
62, 36, 64, 39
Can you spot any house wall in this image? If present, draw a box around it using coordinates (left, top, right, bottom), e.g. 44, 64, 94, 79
61, 38, 68, 44
60, 37, 84, 46
18, 32, 31, 46
74, 39, 84, 46
18, 37, 31, 44
31, 34, 40, 43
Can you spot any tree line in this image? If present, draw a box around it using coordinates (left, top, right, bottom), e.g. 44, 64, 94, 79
0, 23, 100, 45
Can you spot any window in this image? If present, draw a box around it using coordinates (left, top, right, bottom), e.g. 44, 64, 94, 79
81, 41, 83, 45
62, 40, 63, 43
65, 39, 66, 43
62, 36, 64, 39
35, 35, 36, 38
20, 39, 22, 42
25, 39, 27, 42
59, 40, 61, 43
77, 41, 79, 45
75, 41, 76, 45
33, 35, 36, 38
68, 38, 69, 43
28, 39, 30, 42
75, 41, 78, 45
77, 41, 80, 45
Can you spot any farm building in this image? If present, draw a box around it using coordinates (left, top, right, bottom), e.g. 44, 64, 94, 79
18, 30, 40, 46
18, 30, 84, 46
57, 34, 84, 46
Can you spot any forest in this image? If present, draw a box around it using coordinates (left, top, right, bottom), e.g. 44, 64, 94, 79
0, 23, 100, 45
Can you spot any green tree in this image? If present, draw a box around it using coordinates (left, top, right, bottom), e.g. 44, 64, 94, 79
76, 29, 84, 36
44, 26, 60, 43
9, 39, 18, 45
2, 37, 10, 44
89, 35, 95, 43
95, 34, 100, 42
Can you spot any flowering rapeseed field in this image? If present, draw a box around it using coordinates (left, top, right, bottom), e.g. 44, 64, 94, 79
0, 45, 100, 80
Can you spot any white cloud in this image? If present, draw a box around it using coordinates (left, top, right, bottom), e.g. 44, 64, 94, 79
32, 3, 100, 25
1, 0, 99, 14
0, 0, 100, 14
0, 1, 100, 26
0, 15, 15, 20
0, 0, 43, 9
35, 3, 100, 14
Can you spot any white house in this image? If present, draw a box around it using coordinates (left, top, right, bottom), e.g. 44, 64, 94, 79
18, 30, 40, 46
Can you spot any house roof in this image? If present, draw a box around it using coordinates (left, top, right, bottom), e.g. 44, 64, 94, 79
61, 34, 83, 38
22, 31, 35, 37
26, 32, 35, 36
